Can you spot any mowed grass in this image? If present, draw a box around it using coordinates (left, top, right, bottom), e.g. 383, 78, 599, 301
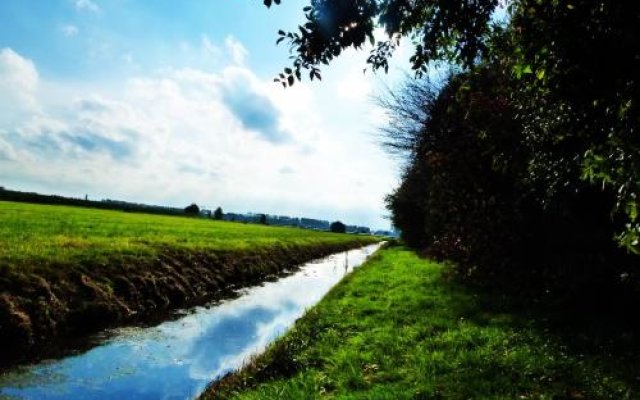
0, 201, 372, 270
205, 247, 638, 399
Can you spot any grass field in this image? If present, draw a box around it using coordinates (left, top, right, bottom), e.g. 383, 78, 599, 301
0, 201, 369, 270
0, 200, 377, 365
204, 246, 639, 399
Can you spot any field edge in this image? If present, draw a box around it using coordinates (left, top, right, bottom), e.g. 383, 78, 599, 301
0, 238, 377, 368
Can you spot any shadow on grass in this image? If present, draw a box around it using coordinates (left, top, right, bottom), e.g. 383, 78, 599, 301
451, 269, 640, 400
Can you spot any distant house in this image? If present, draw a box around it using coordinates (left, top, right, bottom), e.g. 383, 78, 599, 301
200, 209, 212, 218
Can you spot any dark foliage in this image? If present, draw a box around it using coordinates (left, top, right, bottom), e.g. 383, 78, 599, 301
213, 207, 224, 220
261, 0, 640, 310
258, 214, 268, 225
330, 221, 346, 234
0, 187, 184, 216
384, 66, 638, 308
262, 0, 498, 86
385, 163, 429, 248
502, 0, 640, 252
385, 69, 524, 271
184, 203, 200, 215
264, 0, 639, 252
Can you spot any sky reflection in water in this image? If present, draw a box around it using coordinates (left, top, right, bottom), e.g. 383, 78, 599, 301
0, 243, 380, 400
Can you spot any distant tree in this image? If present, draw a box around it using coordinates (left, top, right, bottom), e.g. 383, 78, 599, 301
258, 214, 268, 225
330, 221, 346, 234
213, 207, 224, 220
184, 203, 200, 215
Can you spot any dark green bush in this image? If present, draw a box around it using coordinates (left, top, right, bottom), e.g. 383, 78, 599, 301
385, 66, 637, 307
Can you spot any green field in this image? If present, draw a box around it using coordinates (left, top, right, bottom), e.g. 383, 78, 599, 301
205, 246, 638, 399
0, 200, 377, 365
0, 201, 369, 270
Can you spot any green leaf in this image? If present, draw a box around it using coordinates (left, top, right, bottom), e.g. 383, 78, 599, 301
627, 201, 638, 221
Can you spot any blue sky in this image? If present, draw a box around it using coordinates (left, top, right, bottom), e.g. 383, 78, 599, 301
0, 0, 409, 229
0, 0, 302, 79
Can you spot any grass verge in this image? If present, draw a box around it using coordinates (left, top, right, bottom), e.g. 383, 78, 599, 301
203, 246, 639, 399
0, 201, 377, 366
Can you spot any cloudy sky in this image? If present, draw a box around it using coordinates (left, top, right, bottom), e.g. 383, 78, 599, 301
0, 0, 412, 229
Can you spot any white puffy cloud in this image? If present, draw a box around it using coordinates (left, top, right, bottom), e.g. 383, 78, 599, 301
0, 44, 397, 229
220, 66, 290, 143
0, 48, 40, 125
0, 48, 39, 102
336, 66, 373, 102
224, 36, 248, 65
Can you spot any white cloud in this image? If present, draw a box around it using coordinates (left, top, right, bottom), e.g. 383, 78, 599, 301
336, 66, 372, 101
0, 45, 397, 229
61, 24, 79, 37
0, 48, 38, 98
224, 36, 248, 65
0, 48, 40, 124
0, 136, 17, 161
75, 0, 100, 13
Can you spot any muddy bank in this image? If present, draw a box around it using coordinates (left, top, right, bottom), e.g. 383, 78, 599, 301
0, 239, 375, 367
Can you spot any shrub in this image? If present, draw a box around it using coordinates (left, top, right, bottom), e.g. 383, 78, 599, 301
330, 221, 346, 234
184, 203, 200, 215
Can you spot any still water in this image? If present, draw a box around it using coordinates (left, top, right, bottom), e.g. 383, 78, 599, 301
0, 243, 381, 400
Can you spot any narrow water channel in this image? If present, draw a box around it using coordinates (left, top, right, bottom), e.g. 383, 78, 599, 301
0, 243, 382, 400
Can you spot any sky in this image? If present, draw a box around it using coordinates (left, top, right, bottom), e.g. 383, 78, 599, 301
0, 0, 413, 230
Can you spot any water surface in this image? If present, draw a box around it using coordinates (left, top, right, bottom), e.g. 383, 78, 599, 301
0, 243, 381, 400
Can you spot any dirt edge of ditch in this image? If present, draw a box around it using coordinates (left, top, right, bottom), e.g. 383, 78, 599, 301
0, 240, 375, 367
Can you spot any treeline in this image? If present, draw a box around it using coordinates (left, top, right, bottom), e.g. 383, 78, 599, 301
0, 187, 184, 216
222, 212, 371, 234
385, 1, 639, 309
0, 187, 377, 235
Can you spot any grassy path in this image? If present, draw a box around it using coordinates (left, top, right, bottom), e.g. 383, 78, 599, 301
204, 246, 637, 399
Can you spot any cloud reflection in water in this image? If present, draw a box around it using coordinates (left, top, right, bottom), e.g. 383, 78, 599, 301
0, 244, 380, 400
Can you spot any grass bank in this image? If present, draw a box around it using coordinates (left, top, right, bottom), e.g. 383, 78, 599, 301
204, 246, 639, 399
0, 201, 377, 366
